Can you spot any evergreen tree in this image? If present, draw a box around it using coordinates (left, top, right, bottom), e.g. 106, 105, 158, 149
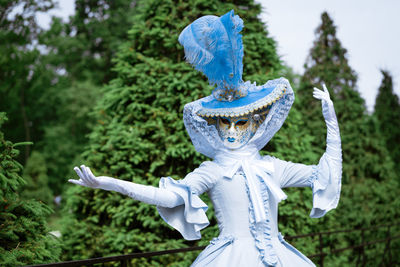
32, 79, 101, 195
0, 0, 55, 162
373, 70, 400, 174
297, 12, 396, 188
1, 0, 140, 196
297, 12, 400, 265
40, 0, 139, 85
60, 0, 301, 265
0, 113, 61, 266
30, 0, 140, 195
298, 11, 360, 153
21, 151, 53, 205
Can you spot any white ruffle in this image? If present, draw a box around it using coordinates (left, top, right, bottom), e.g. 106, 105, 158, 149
157, 177, 209, 240
310, 153, 342, 218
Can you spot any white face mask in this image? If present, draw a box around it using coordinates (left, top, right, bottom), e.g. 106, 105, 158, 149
217, 116, 258, 149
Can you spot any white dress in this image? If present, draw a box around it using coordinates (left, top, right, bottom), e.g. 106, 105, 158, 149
157, 147, 341, 267
156, 78, 341, 266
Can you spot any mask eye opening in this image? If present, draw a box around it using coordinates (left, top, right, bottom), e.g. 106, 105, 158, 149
235, 120, 248, 126
220, 117, 230, 125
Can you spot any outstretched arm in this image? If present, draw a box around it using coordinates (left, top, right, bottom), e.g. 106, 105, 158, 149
276, 84, 342, 188
69, 165, 184, 208
271, 84, 342, 218
313, 84, 342, 162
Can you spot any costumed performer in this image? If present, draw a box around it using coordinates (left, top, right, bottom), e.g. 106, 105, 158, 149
69, 10, 342, 267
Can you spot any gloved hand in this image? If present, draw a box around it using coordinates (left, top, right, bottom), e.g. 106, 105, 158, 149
313, 84, 342, 161
69, 165, 183, 208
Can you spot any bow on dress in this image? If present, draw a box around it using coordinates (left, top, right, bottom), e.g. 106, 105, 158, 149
215, 149, 287, 223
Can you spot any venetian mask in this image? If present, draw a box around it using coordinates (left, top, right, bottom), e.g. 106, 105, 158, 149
217, 115, 259, 149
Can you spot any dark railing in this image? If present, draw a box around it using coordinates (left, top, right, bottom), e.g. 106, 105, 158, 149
27, 223, 400, 267
284, 222, 400, 267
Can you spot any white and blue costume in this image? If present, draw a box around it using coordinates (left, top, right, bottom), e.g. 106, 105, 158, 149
70, 10, 342, 267
160, 10, 342, 266
157, 77, 341, 266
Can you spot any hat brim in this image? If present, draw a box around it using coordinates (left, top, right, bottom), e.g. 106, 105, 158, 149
197, 83, 287, 118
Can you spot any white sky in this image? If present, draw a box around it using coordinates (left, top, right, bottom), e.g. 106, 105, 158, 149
259, 0, 400, 111
36, 0, 74, 28
37, 0, 400, 112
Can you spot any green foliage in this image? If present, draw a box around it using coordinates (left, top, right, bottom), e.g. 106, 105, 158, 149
0, 0, 55, 161
60, 0, 288, 264
0, 113, 61, 266
40, 0, 139, 85
373, 70, 400, 174
35, 79, 101, 194
61, 4, 399, 266
295, 12, 400, 265
1, 0, 140, 196
2, 0, 396, 264
29, 0, 141, 195
21, 151, 53, 205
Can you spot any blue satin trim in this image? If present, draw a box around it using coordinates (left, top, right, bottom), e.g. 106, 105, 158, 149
202, 85, 275, 109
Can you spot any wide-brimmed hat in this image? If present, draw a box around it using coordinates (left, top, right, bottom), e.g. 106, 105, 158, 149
180, 10, 294, 158
179, 10, 288, 120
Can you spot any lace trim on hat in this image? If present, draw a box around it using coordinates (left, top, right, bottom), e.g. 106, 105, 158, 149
183, 77, 294, 159
197, 83, 286, 118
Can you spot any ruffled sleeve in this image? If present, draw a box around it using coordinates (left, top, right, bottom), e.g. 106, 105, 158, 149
309, 153, 342, 218
156, 161, 220, 240
269, 153, 341, 218
157, 177, 209, 240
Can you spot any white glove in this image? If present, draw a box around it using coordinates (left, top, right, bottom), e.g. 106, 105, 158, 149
69, 165, 183, 208
313, 84, 342, 161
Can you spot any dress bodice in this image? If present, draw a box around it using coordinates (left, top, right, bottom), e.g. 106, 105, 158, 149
209, 171, 279, 239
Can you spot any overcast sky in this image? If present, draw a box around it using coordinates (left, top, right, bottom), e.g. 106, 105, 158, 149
37, 0, 400, 112
259, 0, 400, 111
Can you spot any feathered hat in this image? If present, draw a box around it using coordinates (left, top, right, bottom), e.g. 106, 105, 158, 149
179, 10, 288, 119
179, 10, 294, 158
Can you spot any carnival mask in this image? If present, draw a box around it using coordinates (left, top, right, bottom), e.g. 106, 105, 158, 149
217, 115, 258, 149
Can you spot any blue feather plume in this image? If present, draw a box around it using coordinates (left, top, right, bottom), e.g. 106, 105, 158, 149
179, 10, 245, 100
